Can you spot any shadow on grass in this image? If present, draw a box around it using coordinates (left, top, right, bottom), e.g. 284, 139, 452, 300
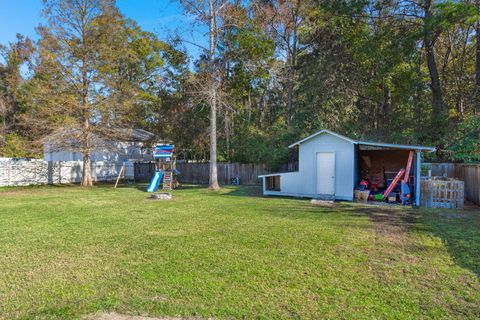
340, 203, 480, 276
177, 184, 206, 190
0, 183, 79, 193
419, 208, 480, 276
128, 183, 149, 192
340, 205, 417, 226
127, 183, 206, 193
220, 185, 263, 198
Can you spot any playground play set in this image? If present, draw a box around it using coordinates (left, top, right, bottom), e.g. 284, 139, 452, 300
114, 144, 179, 192
146, 144, 179, 193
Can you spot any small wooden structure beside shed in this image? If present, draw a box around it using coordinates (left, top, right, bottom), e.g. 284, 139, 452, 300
259, 129, 436, 206
420, 177, 464, 209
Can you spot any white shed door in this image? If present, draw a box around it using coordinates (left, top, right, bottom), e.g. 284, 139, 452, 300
316, 152, 335, 195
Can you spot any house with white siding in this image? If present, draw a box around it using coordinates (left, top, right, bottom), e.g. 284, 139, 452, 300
43, 128, 154, 162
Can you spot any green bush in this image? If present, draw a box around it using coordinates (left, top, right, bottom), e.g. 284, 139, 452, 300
0, 133, 31, 158
229, 122, 295, 171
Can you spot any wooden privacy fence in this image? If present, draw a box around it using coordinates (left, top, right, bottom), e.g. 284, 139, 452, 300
176, 162, 269, 185
423, 163, 480, 205
453, 165, 480, 205
422, 162, 456, 177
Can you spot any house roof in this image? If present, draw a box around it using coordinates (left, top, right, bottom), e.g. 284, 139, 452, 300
43, 127, 155, 153
288, 129, 436, 152
115, 128, 154, 142
44, 127, 154, 144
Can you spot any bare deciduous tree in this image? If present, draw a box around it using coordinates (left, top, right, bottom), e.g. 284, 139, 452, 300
177, 0, 234, 190
34, 0, 120, 186
29, 0, 165, 185
253, 0, 305, 128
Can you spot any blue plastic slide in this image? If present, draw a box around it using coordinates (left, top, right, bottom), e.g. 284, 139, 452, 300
147, 171, 164, 192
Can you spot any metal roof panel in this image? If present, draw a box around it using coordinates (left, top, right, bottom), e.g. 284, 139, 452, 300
287, 129, 436, 152
356, 140, 436, 152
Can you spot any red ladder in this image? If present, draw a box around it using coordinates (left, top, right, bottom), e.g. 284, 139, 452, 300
403, 151, 414, 184
382, 151, 414, 200
383, 168, 405, 200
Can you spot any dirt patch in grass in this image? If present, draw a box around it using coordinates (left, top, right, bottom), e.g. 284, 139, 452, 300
347, 205, 416, 242
349, 206, 422, 274
368, 208, 416, 238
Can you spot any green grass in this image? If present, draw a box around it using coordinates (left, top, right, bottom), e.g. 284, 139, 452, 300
0, 185, 479, 319
419, 208, 480, 276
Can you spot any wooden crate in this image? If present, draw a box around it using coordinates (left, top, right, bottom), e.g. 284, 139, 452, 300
420, 178, 464, 209
354, 190, 370, 202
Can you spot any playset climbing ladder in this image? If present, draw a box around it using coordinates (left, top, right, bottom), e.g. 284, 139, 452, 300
162, 170, 173, 191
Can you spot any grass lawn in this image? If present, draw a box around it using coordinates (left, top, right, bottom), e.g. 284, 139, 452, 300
0, 185, 479, 319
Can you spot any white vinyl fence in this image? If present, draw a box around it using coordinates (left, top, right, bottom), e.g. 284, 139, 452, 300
0, 159, 133, 187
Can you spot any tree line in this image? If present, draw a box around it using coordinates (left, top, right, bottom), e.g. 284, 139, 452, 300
1, 0, 480, 187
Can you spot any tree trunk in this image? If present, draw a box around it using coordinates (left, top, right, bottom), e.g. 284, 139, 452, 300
208, 0, 220, 190
475, 19, 480, 115
225, 110, 231, 160
80, 120, 93, 186
79, 3, 93, 187
0, 97, 6, 141
382, 84, 391, 135
81, 151, 93, 187
424, 0, 445, 136
81, 119, 93, 187
286, 16, 298, 128
286, 66, 295, 127
259, 88, 268, 129
209, 89, 220, 190
426, 44, 443, 122
413, 87, 421, 134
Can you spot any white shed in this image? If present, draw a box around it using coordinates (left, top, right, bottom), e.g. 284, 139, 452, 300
259, 129, 435, 206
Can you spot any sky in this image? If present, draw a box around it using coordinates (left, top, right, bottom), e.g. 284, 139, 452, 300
0, 0, 204, 58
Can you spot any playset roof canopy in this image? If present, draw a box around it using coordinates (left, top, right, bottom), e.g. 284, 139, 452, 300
154, 144, 174, 158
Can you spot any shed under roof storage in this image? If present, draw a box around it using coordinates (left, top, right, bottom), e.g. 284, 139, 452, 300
259, 129, 435, 206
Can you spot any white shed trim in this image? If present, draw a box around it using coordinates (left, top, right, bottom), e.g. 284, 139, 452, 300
288, 129, 436, 152
288, 129, 356, 148
258, 172, 294, 178
356, 141, 436, 152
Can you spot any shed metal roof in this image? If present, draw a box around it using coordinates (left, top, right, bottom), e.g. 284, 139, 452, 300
288, 129, 436, 152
